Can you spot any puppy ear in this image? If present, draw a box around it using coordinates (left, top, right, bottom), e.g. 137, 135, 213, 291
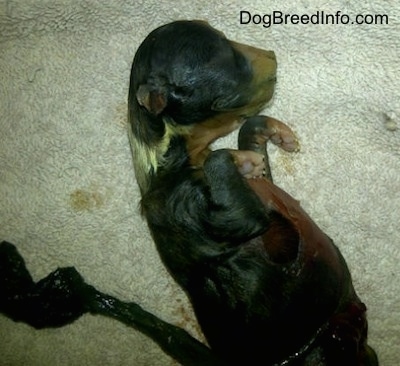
136, 84, 167, 115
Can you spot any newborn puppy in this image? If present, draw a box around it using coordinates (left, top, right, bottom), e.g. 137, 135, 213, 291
128, 20, 378, 365
135, 115, 377, 365
0, 20, 377, 366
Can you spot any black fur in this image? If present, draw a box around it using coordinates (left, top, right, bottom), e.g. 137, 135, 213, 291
128, 20, 277, 194
0, 20, 378, 366
133, 22, 252, 125
0, 241, 225, 366
128, 21, 378, 365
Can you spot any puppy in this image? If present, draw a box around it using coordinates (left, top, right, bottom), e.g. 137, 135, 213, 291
0, 20, 377, 366
128, 20, 378, 365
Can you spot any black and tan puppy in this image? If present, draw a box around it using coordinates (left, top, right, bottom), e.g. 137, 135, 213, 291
128, 20, 377, 365
0, 20, 377, 366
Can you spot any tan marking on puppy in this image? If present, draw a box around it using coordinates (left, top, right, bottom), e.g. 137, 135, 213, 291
129, 118, 192, 192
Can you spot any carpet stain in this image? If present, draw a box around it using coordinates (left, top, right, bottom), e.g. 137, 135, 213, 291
276, 152, 296, 176
70, 188, 105, 211
173, 298, 206, 343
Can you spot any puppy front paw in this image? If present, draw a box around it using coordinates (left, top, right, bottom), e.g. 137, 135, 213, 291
239, 116, 300, 153
267, 119, 300, 152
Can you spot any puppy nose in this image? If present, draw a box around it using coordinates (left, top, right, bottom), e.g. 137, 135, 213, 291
229, 41, 277, 111
264, 50, 276, 61
230, 41, 277, 80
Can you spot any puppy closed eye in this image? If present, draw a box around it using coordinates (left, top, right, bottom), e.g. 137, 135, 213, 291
212, 92, 249, 111
170, 85, 193, 101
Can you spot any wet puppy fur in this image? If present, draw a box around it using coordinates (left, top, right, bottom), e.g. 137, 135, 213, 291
128, 20, 378, 365
129, 20, 277, 195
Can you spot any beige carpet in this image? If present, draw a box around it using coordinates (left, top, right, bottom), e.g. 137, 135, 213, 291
0, 1, 399, 365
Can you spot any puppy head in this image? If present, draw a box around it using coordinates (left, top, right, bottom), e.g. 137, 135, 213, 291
128, 20, 277, 194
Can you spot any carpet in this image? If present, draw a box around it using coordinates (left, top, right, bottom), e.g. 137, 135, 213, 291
0, 0, 399, 364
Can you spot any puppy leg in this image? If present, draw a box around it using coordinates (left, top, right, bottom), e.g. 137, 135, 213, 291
239, 116, 299, 180
229, 150, 265, 178
239, 115, 299, 153
186, 113, 244, 168
203, 150, 268, 242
